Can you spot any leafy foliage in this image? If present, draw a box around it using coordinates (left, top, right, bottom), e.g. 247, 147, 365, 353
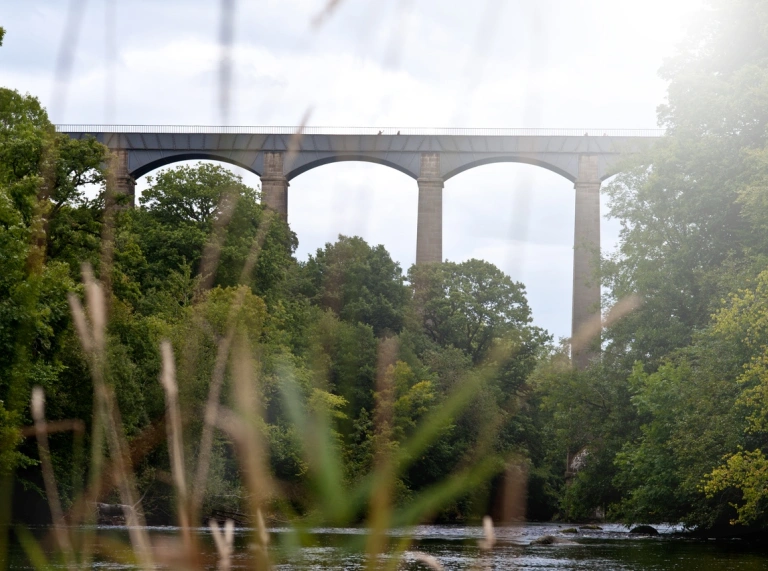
296, 235, 407, 337
0, 87, 553, 528
0, 88, 106, 480
408, 259, 538, 364
533, 0, 768, 530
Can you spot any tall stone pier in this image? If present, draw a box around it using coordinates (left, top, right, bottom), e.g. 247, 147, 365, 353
571, 155, 601, 369
109, 148, 136, 207
416, 153, 443, 264
261, 151, 288, 220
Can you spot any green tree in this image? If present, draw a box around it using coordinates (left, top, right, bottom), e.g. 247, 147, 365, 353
602, 0, 768, 369
130, 163, 296, 300
408, 259, 537, 364
528, 0, 768, 528
611, 351, 745, 528
698, 270, 768, 527
533, 354, 638, 521
296, 235, 408, 337
306, 309, 378, 428
400, 260, 552, 517
0, 88, 107, 477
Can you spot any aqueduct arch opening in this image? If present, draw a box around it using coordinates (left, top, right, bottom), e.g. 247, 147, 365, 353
130, 158, 261, 212
287, 160, 417, 265
442, 162, 577, 338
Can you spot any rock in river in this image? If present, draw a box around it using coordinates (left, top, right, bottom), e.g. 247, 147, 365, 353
530, 535, 577, 545
629, 525, 659, 535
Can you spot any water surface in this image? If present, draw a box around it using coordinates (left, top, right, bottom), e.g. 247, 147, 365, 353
11, 523, 768, 570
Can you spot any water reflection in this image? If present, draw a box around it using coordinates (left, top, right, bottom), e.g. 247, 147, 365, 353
10, 523, 768, 570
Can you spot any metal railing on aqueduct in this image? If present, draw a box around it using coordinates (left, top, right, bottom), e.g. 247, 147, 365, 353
55, 125, 665, 137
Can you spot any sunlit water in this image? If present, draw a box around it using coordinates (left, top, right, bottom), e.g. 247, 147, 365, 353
10, 523, 768, 570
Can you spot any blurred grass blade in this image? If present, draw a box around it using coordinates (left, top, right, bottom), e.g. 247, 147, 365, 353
30, 387, 75, 571
394, 364, 493, 473
192, 210, 274, 517
159, 340, 192, 547
14, 527, 48, 571
393, 456, 501, 527
280, 375, 346, 523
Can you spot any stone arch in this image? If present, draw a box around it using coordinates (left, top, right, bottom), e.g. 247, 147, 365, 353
130, 152, 260, 179
286, 154, 418, 181
443, 156, 576, 184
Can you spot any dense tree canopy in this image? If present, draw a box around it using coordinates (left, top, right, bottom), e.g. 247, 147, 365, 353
602, 0, 768, 368
132, 163, 297, 298
535, 0, 768, 530
0, 81, 555, 527
0, 88, 107, 478
296, 235, 408, 337
408, 259, 537, 364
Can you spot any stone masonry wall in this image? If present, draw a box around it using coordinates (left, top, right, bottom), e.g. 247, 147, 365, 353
261, 151, 288, 219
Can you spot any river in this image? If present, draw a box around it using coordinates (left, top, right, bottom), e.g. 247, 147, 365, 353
9, 523, 768, 570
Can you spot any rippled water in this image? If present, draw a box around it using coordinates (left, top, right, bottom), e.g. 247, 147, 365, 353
10, 523, 768, 570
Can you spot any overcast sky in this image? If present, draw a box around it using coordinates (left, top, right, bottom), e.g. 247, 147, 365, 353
1, 0, 703, 340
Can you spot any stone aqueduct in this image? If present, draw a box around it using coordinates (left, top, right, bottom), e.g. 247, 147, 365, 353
58, 125, 661, 367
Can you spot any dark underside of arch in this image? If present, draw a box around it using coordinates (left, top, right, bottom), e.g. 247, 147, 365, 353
130, 153, 260, 179
286, 155, 418, 181
442, 156, 576, 183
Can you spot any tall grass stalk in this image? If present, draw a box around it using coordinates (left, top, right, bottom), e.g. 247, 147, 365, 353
69, 267, 153, 570
209, 519, 234, 571
159, 341, 192, 549
191, 209, 274, 520
30, 388, 75, 571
